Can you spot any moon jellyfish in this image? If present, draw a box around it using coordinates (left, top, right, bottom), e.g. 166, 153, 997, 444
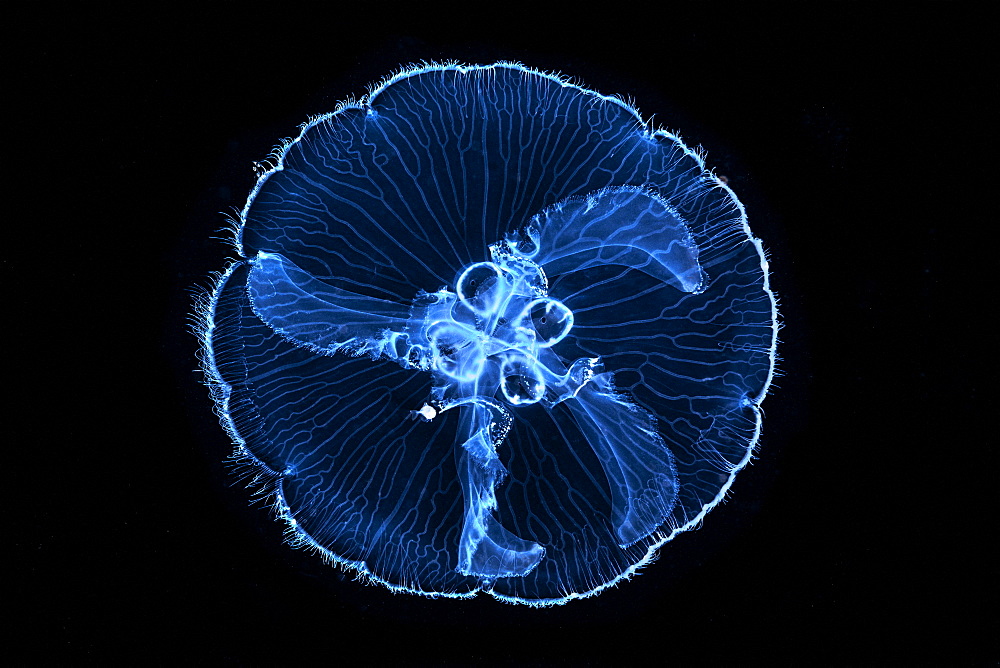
195, 62, 778, 606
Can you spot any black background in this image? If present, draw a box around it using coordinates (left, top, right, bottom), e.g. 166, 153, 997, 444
12, 5, 989, 664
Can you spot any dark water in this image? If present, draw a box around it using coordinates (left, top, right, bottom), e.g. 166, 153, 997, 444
10, 5, 987, 664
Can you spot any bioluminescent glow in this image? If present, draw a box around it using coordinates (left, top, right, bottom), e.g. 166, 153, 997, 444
195, 62, 778, 606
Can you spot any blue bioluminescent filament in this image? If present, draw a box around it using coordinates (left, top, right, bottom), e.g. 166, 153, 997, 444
195, 62, 778, 606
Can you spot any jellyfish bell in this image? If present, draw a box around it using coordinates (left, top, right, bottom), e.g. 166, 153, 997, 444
196, 62, 777, 606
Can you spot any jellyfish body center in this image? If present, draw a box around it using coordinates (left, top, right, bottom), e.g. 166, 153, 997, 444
422, 254, 576, 407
